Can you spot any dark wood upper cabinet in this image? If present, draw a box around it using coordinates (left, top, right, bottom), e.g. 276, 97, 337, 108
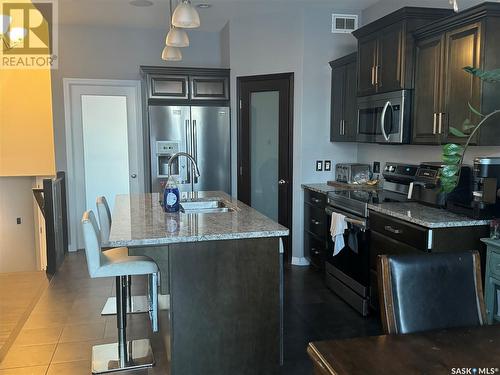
141, 66, 230, 104
413, 3, 500, 145
412, 35, 445, 144
353, 7, 453, 97
330, 53, 357, 142
357, 37, 378, 96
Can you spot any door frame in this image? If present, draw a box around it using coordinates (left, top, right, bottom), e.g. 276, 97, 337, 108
63, 78, 144, 251
236, 73, 294, 263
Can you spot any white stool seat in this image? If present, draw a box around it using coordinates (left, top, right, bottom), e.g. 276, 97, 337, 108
96, 247, 158, 278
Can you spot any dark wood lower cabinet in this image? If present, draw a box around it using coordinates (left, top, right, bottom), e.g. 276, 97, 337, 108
304, 189, 328, 269
369, 210, 489, 310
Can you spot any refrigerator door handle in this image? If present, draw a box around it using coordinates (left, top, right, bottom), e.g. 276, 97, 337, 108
185, 119, 192, 184
193, 119, 199, 184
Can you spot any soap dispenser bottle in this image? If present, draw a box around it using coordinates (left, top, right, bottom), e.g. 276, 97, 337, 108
163, 175, 180, 213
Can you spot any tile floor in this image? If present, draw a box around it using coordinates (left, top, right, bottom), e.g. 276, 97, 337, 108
0, 252, 381, 375
0, 271, 50, 360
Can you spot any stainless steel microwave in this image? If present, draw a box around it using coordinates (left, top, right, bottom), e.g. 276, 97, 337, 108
356, 90, 411, 144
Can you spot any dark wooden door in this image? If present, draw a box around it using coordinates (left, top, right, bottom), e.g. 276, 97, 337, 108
238, 74, 294, 263
357, 36, 378, 96
377, 23, 404, 93
443, 23, 482, 144
344, 60, 358, 141
330, 65, 346, 141
412, 35, 445, 144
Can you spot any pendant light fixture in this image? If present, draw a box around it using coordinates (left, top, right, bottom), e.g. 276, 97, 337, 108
172, 0, 200, 29
166, 0, 189, 47
162, 0, 183, 61
162, 45, 182, 61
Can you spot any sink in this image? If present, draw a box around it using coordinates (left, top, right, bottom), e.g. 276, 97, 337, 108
180, 199, 234, 214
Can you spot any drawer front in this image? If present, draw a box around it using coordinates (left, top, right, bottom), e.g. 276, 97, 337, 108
369, 211, 429, 250
305, 205, 327, 238
148, 74, 189, 99
305, 233, 327, 269
190, 76, 229, 100
489, 249, 500, 279
304, 189, 326, 208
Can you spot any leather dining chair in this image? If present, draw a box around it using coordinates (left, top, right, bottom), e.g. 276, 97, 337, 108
377, 251, 487, 335
82, 210, 158, 374
96, 196, 150, 316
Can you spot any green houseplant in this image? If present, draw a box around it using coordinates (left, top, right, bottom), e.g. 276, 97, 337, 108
441, 66, 500, 192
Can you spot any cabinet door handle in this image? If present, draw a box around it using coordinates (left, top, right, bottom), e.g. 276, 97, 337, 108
438, 113, 444, 135
433, 113, 437, 135
375, 65, 380, 86
371, 66, 375, 86
384, 225, 403, 234
311, 198, 321, 204
339, 120, 343, 136
342, 120, 346, 135
311, 219, 321, 225
311, 248, 320, 256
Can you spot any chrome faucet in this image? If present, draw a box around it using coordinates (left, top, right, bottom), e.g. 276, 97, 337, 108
168, 152, 201, 194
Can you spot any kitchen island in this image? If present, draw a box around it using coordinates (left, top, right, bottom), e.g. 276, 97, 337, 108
108, 191, 289, 375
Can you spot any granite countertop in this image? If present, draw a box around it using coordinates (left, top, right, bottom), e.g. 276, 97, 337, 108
302, 183, 380, 195
301, 183, 339, 194
368, 202, 490, 229
108, 191, 289, 247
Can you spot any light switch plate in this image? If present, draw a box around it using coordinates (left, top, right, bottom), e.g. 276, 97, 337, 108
316, 160, 323, 171
324, 160, 331, 171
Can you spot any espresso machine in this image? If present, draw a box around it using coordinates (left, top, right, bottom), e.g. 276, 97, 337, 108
407, 162, 472, 208
448, 157, 500, 219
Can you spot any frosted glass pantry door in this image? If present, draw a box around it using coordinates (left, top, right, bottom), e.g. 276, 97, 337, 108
81, 95, 130, 215
250, 91, 279, 222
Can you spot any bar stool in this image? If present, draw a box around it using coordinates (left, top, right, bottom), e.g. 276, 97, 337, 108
96, 196, 150, 316
82, 210, 158, 374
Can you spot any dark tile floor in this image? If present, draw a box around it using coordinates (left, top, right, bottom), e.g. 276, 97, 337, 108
0, 253, 381, 375
280, 264, 382, 375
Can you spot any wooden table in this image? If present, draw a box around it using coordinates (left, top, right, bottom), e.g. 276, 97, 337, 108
308, 325, 500, 375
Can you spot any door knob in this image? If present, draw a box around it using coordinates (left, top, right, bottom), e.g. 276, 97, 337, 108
278, 179, 286, 185
131, 174, 137, 179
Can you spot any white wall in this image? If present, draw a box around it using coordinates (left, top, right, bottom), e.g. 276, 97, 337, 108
358, 0, 499, 169
0, 177, 37, 273
229, 5, 360, 261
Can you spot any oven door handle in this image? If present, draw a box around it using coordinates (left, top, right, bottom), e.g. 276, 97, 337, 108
325, 206, 366, 230
381, 101, 391, 142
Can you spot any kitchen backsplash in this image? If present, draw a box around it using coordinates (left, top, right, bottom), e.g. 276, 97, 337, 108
357, 144, 500, 167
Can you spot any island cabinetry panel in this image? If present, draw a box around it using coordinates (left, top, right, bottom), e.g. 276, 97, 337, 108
329, 53, 357, 142
412, 3, 500, 145
169, 238, 281, 375
353, 7, 452, 96
304, 189, 328, 269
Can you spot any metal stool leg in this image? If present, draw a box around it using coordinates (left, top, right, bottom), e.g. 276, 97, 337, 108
91, 275, 155, 374
101, 276, 149, 316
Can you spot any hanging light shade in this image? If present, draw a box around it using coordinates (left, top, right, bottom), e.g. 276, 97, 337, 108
161, 45, 182, 61
166, 27, 189, 47
172, 0, 200, 29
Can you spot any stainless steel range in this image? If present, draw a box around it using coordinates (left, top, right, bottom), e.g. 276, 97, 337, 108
324, 162, 418, 315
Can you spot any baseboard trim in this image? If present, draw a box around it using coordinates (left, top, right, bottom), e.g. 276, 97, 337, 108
291, 257, 310, 266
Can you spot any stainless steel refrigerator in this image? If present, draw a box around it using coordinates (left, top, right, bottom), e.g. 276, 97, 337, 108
148, 105, 231, 194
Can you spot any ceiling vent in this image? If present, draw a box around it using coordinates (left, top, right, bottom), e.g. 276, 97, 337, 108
332, 14, 358, 34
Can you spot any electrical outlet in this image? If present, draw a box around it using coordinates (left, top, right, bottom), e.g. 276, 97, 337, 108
316, 160, 323, 171
16, 217, 22, 224
373, 161, 380, 174
324, 160, 332, 171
